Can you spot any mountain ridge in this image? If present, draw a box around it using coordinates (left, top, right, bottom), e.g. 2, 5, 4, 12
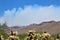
4, 21, 60, 34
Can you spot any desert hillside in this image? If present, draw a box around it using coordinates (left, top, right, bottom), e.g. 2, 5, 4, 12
4, 21, 60, 34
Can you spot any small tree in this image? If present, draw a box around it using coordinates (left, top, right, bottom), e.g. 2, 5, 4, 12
0, 23, 2, 27
1, 22, 8, 29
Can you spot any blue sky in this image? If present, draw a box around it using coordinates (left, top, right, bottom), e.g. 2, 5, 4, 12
0, 0, 60, 26
0, 0, 60, 16
0, 0, 60, 15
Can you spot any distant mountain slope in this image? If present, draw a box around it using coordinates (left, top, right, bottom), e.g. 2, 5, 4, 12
4, 21, 60, 34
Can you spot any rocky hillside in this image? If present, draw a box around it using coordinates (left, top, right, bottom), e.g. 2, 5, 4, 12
4, 21, 60, 34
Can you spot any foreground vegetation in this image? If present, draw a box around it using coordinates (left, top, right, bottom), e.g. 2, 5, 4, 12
0, 29, 60, 40
0, 22, 60, 40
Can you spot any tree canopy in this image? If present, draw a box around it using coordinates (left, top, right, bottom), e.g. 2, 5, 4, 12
0, 22, 8, 29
